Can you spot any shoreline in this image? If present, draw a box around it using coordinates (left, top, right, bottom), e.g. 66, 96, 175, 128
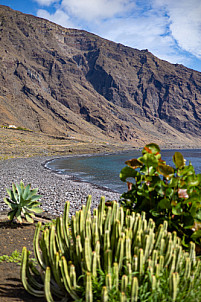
42, 146, 201, 195
42, 149, 138, 195
0, 155, 121, 219
1, 146, 201, 220
43, 154, 122, 195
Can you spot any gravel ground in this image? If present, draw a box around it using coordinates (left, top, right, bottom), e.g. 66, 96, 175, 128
0, 155, 121, 218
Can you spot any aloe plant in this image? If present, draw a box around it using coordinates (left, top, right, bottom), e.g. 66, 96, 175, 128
3, 180, 43, 223
21, 196, 201, 301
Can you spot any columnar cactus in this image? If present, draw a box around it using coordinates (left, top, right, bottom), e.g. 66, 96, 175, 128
21, 195, 201, 301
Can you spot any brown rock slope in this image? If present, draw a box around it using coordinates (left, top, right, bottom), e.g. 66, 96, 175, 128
1, 5, 201, 148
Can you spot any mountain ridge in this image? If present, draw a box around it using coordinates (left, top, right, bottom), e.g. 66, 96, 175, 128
1, 5, 201, 148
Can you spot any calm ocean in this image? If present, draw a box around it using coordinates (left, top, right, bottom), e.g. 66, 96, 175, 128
46, 149, 201, 194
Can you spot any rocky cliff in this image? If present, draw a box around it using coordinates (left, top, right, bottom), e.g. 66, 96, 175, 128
1, 5, 201, 148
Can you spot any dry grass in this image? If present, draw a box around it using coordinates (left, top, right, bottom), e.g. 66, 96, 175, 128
0, 128, 134, 160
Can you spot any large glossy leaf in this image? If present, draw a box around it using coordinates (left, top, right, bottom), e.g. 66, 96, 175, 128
189, 204, 197, 217
172, 203, 183, 215
157, 199, 171, 210
179, 165, 195, 177
168, 177, 178, 188
165, 187, 174, 198
187, 179, 200, 187
173, 152, 185, 169
120, 166, 138, 182
157, 163, 174, 178
148, 166, 157, 176
155, 185, 164, 196
138, 153, 158, 168
125, 158, 143, 168
142, 143, 160, 155
183, 215, 194, 228
195, 211, 201, 222
149, 175, 162, 185
191, 230, 201, 240
149, 209, 162, 217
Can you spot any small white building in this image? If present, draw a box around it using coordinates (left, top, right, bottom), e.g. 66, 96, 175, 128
8, 125, 17, 129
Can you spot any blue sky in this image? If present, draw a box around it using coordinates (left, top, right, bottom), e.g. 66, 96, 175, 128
1, 0, 201, 72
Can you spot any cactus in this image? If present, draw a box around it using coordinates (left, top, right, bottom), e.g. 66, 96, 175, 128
131, 277, 138, 302
21, 195, 201, 301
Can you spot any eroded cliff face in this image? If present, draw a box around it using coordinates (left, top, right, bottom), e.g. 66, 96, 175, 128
1, 5, 201, 148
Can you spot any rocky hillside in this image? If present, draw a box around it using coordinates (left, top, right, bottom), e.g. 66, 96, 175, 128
1, 5, 201, 148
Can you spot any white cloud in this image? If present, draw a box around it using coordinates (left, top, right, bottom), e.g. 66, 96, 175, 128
37, 9, 75, 28
61, 0, 135, 21
153, 0, 201, 58
34, 0, 201, 71
34, 0, 59, 6
95, 8, 181, 63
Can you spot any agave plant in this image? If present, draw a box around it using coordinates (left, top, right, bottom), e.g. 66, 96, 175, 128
3, 180, 43, 223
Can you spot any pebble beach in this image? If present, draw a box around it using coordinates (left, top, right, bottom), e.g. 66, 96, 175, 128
0, 156, 121, 218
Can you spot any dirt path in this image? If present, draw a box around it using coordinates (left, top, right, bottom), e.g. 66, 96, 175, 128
0, 218, 45, 302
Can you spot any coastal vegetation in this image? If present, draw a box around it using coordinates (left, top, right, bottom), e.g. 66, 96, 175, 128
21, 196, 201, 301
1, 143, 201, 301
1, 5, 201, 301
0, 250, 22, 265
3, 181, 43, 223
120, 143, 201, 250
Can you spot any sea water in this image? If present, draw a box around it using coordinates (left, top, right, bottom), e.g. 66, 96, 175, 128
46, 149, 201, 194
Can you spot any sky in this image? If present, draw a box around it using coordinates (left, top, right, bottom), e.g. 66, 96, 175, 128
1, 0, 201, 72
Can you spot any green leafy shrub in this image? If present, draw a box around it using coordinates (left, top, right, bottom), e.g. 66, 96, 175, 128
3, 180, 43, 223
0, 250, 22, 264
21, 196, 201, 301
120, 143, 201, 248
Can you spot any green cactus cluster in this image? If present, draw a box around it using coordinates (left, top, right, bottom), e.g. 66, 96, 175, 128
21, 196, 201, 301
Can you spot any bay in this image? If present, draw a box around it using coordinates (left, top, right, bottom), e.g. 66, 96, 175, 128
46, 149, 201, 194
